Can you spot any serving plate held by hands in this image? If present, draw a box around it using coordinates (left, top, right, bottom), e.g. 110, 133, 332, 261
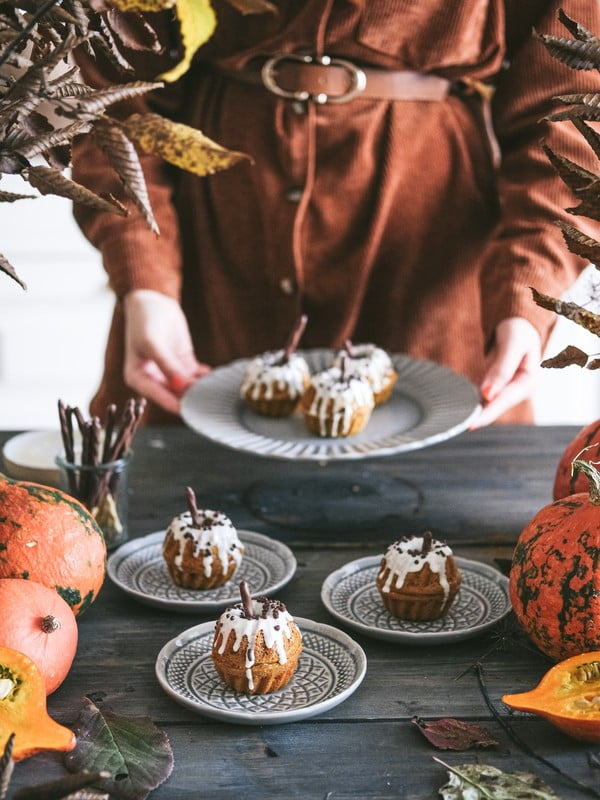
155, 617, 367, 725
321, 556, 510, 644
181, 350, 481, 461
107, 529, 296, 613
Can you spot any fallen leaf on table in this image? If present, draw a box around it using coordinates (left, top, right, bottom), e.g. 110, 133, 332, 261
436, 759, 560, 800
64, 697, 174, 800
412, 716, 498, 750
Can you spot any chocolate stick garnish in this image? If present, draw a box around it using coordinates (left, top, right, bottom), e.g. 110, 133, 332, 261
101, 403, 117, 464
58, 400, 77, 495
239, 580, 255, 619
421, 531, 433, 556
284, 314, 308, 360
344, 339, 355, 357
339, 350, 348, 382
186, 486, 202, 528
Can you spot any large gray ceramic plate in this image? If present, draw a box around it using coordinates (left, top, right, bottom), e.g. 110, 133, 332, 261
155, 618, 367, 725
181, 350, 481, 461
321, 556, 510, 644
107, 530, 296, 613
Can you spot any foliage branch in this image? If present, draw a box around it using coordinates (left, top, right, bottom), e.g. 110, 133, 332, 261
533, 9, 600, 370
0, 0, 270, 289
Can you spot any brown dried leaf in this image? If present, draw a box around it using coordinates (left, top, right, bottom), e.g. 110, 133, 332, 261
542, 144, 598, 192
558, 8, 599, 43
121, 112, 250, 176
569, 179, 600, 221
546, 105, 600, 123
532, 287, 600, 336
25, 165, 129, 215
106, 9, 162, 52
535, 30, 600, 71
67, 80, 162, 116
0, 250, 26, 290
105, 0, 176, 11
556, 219, 600, 262
556, 92, 600, 108
0, 150, 29, 173
541, 344, 589, 368
0, 189, 36, 202
15, 119, 93, 159
412, 716, 498, 750
572, 117, 600, 160
93, 117, 158, 233
223, 0, 278, 13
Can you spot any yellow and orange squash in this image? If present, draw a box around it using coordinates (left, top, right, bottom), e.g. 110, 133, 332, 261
503, 652, 600, 743
0, 645, 75, 760
0, 475, 106, 615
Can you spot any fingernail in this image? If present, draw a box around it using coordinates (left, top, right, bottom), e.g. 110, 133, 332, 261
169, 373, 188, 395
481, 382, 498, 403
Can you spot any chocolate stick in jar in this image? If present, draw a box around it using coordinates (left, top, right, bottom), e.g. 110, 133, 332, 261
239, 580, 256, 619
185, 486, 202, 529
57, 399, 77, 495
101, 403, 117, 464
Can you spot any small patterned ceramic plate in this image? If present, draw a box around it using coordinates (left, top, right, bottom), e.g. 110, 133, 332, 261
107, 530, 296, 613
321, 556, 510, 644
155, 618, 367, 725
181, 350, 481, 461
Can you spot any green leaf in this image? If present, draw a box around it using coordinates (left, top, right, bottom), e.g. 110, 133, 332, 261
64, 697, 174, 800
436, 759, 561, 800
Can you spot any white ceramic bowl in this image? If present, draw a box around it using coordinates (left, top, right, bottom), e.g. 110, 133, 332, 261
2, 430, 64, 487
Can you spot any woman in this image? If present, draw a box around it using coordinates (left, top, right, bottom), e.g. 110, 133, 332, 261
72, 0, 600, 425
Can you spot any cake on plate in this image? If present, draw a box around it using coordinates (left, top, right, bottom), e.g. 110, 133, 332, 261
300, 354, 374, 437
376, 532, 461, 621
162, 487, 243, 589
211, 580, 302, 694
240, 315, 310, 417
334, 341, 398, 405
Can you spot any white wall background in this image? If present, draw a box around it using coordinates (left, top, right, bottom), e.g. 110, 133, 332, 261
0, 179, 599, 430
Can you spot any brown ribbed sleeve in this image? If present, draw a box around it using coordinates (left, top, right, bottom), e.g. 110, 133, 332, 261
71, 33, 183, 300
480, 0, 600, 347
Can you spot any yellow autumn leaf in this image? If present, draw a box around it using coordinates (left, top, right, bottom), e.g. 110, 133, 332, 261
106, 0, 177, 11
122, 113, 251, 176
159, 0, 216, 83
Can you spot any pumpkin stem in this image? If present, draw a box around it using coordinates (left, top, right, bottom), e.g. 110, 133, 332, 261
40, 615, 61, 634
572, 454, 600, 505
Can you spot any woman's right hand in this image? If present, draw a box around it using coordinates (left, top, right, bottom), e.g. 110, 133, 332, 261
123, 289, 211, 415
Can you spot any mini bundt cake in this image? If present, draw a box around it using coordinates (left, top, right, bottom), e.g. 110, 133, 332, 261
300, 355, 374, 437
162, 487, 243, 589
376, 532, 461, 621
211, 581, 302, 694
240, 315, 310, 416
334, 341, 398, 405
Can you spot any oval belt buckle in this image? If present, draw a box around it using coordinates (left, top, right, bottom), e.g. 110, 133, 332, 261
261, 53, 367, 104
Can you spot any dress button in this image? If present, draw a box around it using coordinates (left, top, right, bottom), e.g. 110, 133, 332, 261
286, 187, 303, 203
279, 277, 295, 295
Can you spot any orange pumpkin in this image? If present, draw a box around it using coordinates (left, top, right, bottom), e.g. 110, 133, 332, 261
0, 475, 106, 615
503, 652, 600, 743
0, 578, 78, 694
553, 418, 600, 500
0, 645, 75, 761
510, 458, 600, 661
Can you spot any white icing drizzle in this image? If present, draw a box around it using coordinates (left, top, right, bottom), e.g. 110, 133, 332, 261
166, 510, 243, 577
307, 366, 374, 436
378, 535, 453, 600
240, 350, 309, 401
334, 344, 395, 394
215, 597, 298, 691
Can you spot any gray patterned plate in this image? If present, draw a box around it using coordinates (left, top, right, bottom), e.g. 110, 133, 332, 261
181, 350, 481, 461
155, 618, 367, 725
321, 556, 510, 644
107, 530, 296, 613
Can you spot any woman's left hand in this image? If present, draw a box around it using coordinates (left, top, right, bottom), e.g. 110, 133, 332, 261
472, 317, 542, 428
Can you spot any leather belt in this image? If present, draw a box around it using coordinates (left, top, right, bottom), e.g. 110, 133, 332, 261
221, 54, 452, 104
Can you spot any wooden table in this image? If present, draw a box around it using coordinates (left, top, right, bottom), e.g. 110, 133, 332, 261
3, 425, 599, 799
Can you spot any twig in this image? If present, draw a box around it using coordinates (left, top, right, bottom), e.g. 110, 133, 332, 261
0, 0, 63, 68
474, 662, 600, 798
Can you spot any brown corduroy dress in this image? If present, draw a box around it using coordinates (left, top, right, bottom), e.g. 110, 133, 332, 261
71, 0, 600, 424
